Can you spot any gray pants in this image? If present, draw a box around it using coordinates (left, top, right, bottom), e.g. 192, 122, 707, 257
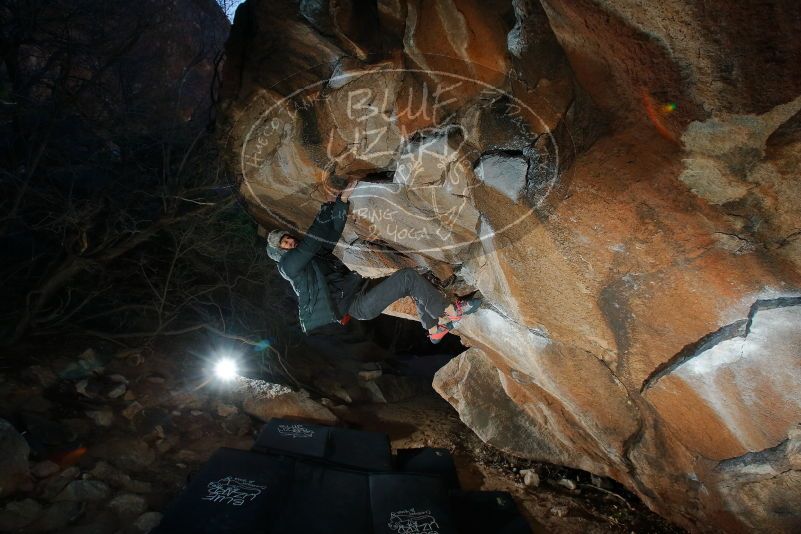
347, 268, 449, 330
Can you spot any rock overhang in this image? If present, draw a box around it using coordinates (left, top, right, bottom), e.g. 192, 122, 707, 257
216, 1, 801, 531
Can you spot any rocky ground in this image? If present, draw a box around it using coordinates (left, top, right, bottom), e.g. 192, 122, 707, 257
0, 337, 682, 533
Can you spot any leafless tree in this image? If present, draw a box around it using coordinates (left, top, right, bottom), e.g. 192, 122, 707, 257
0, 0, 296, 376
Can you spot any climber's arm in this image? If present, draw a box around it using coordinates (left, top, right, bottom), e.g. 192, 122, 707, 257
319, 196, 350, 254
279, 202, 334, 277
318, 180, 356, 254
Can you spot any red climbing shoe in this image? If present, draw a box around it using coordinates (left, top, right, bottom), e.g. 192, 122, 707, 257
447, 296, 482, 322
428, 322, 454, 344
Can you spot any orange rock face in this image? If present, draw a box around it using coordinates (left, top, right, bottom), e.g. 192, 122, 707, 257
218, 1, 801, 531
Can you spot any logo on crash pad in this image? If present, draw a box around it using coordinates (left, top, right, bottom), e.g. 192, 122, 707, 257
202, 477, 266, 506
276, 423, 314, 439
388, 508, 440, 534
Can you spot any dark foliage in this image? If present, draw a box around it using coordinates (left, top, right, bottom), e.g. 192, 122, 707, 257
0, 0, 295, 358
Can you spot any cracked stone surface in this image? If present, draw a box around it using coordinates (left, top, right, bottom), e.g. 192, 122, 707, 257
645, 304, 801, 460
217, 0, 801, 531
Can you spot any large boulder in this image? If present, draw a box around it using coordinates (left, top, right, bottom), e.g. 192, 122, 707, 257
433, 348, 574, 461
237, 380, 338, 425
218, 1, 801, 531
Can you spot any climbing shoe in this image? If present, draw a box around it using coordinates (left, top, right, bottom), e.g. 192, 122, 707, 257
428, 322, 454, 344
447, 295, 482, 323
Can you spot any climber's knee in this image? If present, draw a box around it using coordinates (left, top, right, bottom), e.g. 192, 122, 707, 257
397, 267, 416, 284
398, 267, 415, 278
395, 267, 417, 293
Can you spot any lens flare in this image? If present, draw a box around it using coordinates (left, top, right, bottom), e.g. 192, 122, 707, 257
641, 90, 678, 144
214, 357, 238, 381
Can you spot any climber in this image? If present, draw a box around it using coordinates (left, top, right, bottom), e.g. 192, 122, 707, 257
265, 179, 480, 343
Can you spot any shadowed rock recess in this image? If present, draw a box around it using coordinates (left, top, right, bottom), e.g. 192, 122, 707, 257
216, 1, 801, 531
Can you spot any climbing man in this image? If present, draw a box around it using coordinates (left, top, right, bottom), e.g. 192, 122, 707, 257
265, 180, 480, 343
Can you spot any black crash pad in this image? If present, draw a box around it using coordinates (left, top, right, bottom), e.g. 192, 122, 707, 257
271, 461, 370, 534
157, 423, 531, 533
369, 473, 458, 534
254, 418, 392, 472
152, 447, 293, 534
328, 426, 393, 471
396, 447, 460, 489
253, 418, 330, 459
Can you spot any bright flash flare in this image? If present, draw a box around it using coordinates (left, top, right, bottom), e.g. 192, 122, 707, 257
214, 358, 238, 381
